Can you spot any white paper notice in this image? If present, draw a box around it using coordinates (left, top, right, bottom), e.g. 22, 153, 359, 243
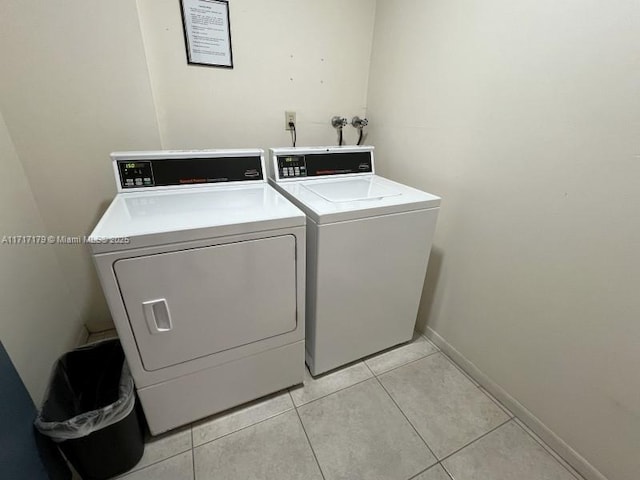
182, 0, 232, 67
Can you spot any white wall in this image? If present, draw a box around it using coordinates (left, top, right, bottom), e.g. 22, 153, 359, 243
367, 1, 640, 480
136, 0, 376, 149
0, 0, 374, 389
1, 3, 637, 476
0, 0, 163, 331
0, 111, 83, 404
0, 0, 376, 334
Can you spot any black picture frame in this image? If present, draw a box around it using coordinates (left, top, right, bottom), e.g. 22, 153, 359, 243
179, 0, 234, 69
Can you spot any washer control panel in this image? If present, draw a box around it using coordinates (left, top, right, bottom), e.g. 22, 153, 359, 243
276, 151, 372, 179
278, 156, 307, 178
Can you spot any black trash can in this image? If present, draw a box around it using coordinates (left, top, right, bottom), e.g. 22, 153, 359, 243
34, 339, 144, 480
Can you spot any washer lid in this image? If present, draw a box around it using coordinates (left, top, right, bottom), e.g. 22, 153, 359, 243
303, 178, 401, 202
273, 175, 441, 224
89, 184, 305, 253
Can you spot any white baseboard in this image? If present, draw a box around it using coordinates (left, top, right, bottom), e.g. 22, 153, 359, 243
424, 326, 608, 480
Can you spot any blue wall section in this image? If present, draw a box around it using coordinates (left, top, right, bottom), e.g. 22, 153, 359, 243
0, 341, 70, 479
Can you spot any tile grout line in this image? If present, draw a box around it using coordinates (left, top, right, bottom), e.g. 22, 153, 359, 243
127, 342, 434, 478
412, 461, 451, 480
156, 345, 508, 480
407, 464, 434, 480
193, 407, 294, 450
129, 339, 566, 480
132, 335, 576, 480
436, 349, 481, 387
298, 336, 440, 408
362, 357, 375, 376
368, 348, 441, 377
477, 384, 515, 419
297, 339, 439, 406
292, 402, 327, 480
419, 345, 516, 419
116, 449, 192, 479
123, 342, 436, 478
423, 340, 582, 479
419, 333, 441, 351
363, 333, 437, 364
512, 419, 585, 480
187, 370, 382, 452
369, 348, 494, 476
439, 461, 456, 480
437, 417, 513, 464
374, 375, 439, 464
365, 361, 440, 465
406, 460, 457, 479
408, 462, 456, 480
291, 368, 374, 408
361, 357, 376, 378
190, 424, 196, 480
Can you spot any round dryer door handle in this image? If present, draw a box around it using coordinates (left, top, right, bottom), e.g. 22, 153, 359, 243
143, 299, 173, 334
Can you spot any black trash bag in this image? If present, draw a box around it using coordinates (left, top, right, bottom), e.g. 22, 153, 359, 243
34, 339, 144, 480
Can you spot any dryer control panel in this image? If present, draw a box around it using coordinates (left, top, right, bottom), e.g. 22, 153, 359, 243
276, 151, 372, 179
116, 154, 264, 190
119, 161, 154, 188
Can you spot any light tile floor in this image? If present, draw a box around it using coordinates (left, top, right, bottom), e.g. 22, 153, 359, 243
111, 333, 584, 480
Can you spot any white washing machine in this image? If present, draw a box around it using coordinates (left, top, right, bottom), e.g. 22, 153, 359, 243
268, 146, 440, 375
89, 149, 306, 435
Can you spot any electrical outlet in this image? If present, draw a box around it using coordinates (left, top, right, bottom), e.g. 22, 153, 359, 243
285, 111, 296, 131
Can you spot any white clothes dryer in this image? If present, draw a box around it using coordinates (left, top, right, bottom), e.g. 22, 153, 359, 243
90, 149, 306, 434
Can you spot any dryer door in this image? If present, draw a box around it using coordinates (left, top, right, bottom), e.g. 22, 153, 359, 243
114, 235, 297, 371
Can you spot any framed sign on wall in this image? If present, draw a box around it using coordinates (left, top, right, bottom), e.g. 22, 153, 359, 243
180, 0, 233, 68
